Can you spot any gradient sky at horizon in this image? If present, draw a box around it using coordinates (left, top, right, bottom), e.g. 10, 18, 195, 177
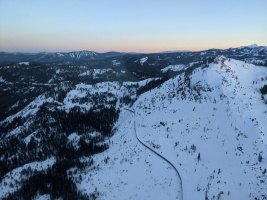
0, 0, 267, 53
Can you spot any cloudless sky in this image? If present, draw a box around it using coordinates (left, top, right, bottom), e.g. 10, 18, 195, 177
0, 0, 266, 53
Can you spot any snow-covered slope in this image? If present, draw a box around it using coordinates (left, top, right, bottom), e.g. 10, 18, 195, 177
75, 110, 179, 199
83, 56, 267, 199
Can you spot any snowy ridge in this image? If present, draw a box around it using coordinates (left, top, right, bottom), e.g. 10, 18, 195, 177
235, 45, 267, 57
1, 78, 160, 125
35, 50, 99, 61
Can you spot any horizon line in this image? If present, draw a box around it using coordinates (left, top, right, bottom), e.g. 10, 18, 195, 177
0, 43, 263, 54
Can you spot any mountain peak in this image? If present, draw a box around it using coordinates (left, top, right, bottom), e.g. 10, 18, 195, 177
247, 44, 258, 48
240, 44, 258, 48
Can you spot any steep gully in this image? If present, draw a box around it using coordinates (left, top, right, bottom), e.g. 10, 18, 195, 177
124, 108, 183, 200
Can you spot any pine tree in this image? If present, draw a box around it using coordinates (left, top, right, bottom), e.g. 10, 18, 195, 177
197, 152, 201, 161
258, 153, 263, 162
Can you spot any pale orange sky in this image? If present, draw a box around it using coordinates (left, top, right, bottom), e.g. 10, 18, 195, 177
0, 0, 267, 53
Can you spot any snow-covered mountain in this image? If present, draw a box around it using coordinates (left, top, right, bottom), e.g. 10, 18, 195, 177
0, 51, 125, 64
69, 56, 267, 200
132, 56, 267, 199
0, 47, 267, 199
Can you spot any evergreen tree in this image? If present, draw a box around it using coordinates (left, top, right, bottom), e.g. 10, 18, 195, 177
258, 153, 263, 162
197, 153, 201, 161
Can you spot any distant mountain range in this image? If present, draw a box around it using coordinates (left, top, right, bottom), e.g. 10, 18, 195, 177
0, 51, 125, 64
0, 44, 266, 66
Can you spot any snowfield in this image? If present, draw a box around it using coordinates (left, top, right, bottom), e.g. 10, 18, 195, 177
140, 57, 148, 65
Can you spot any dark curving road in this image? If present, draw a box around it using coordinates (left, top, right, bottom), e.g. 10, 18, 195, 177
125, 108, 183, 200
